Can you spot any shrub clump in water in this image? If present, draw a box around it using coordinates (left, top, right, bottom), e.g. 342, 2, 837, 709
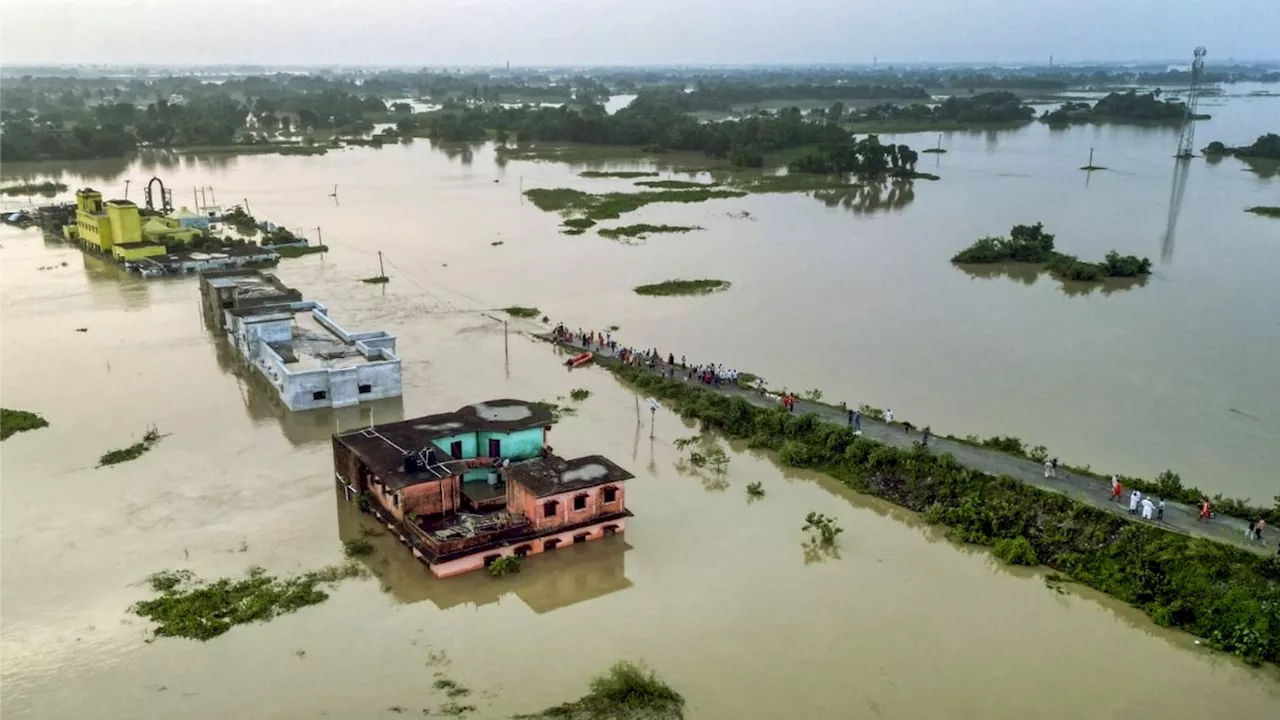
504, 306, 541, 318
131, 563, 366, 641
633, 279, 731, 296
1, 408, 49, 441
514, 660, 685, 719
98, 426, 162, 467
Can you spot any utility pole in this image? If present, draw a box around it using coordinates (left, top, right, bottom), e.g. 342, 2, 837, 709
316, 226, 323, 247
201, 187, 207, 208
124, 179, 130, 200
243, 198, 252, 217
1088, 147, 1094, 167
377, 250, 385, 278
209, 187, 216, 204
194, 186, 199, 209
647, 397, 659, 439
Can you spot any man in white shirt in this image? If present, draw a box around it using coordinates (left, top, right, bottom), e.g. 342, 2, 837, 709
1141, 497, 1155, 520
885, 409, 894, 424
1129, 489, 1142, 515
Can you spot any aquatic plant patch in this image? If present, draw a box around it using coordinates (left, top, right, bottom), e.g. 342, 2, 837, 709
633, 279, 731, 296
1, 408, 49, 441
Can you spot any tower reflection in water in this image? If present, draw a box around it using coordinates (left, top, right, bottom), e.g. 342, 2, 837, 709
334, 490, 633, 614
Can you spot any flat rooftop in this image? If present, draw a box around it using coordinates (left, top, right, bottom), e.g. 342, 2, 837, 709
152, 246, 277, 264
270, 312, 374, 371
507, 454, 634, 498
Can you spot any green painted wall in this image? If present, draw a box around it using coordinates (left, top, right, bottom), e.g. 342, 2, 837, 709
436, 432, 478, 459
480, 428, 544, 461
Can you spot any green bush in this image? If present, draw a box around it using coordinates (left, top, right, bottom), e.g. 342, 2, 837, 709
343, 538, 373, 557
1, 408, 49, 441
487, 555, 521, 577
993, 537, 1040, 565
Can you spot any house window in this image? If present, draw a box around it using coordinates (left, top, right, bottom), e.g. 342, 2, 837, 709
603, 524, 619, 536
483, 554, 501, 567
573, 532, 589, 545
514, 544, 532, 557
312, 390, 327, 401
573, 494, 587, 511
602, 486, 618, 503
543, 501, 558, 518
450, 441, 463, 459
358, 383, 372, 394
543, 538, 561, 551
488, 438, 502, 458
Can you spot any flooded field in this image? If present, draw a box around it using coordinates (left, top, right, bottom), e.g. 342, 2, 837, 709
2, 87, 1279, 717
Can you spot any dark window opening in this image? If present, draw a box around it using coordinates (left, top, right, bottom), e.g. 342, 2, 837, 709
543, 501, 558, 518
602, 486, 618, 503
514, 545, 532, 557
603, 524, 619, 536
543, 538, 561, 551
573, 494, 588, 511
450, 441, 463, 459
573, 533, 590, 545
483, 554, 501, 567
358, 383, 372, 394
488, 438, 502, 458
312, 390, 327, 401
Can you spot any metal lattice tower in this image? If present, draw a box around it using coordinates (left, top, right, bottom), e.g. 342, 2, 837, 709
1174, 47, 1207, 159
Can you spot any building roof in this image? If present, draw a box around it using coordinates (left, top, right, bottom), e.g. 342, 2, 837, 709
506, 454, 633, 498
335, 400, 555, 490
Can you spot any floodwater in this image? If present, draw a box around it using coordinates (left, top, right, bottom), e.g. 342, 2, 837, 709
2, 253, 1278, 718
2, 86, 1279, 716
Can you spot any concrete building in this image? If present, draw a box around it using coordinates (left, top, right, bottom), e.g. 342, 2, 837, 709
199, 269, 301, 328
333, 400, 634, 578
141, 246, 279, 277
200, 270, 401, 411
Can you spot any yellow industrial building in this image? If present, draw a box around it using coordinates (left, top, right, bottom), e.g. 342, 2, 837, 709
63, 188, 202, 263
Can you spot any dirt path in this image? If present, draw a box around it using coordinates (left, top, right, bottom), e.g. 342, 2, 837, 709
543, 333, 1273, 556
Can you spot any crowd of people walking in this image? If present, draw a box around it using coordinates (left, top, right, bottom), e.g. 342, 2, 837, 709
549, 323, 1273, 552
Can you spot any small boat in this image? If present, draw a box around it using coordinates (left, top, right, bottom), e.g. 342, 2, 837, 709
565, 351, 593, 368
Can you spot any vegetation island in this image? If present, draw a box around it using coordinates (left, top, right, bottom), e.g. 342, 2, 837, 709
952, 223, 1152, 283
1, 408, 50, 441
634, 279, 731, 296
1204, 133, 1280, 159
1039, 90, 1205, 125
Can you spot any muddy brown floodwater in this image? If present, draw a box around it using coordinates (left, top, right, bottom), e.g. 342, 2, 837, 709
2, 228, 1279, 717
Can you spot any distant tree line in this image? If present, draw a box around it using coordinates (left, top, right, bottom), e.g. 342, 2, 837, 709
644, 83, 930, 112
842, 91, 1036, 125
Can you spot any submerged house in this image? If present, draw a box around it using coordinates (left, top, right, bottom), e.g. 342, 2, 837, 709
333, 400, 633, 578
199, 269, 402, 411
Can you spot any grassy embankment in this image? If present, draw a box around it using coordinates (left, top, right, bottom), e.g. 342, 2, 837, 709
1, 181, 69, 196
598, 224, 701, 240
274, 244, 329, 259
579, 170, 659, 179
1, 408, 50, 440
633, 279, 731, 296
608, 363, 1280, 666
504, 306, 541, 318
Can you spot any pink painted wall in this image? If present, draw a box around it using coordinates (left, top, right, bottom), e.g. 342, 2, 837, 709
509, 480, 627, 532
429, 518, 627, 578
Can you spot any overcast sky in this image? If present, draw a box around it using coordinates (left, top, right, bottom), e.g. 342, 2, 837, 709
3, 0, 1277, 67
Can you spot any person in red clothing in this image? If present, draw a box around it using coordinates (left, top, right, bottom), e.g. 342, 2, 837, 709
1110, 476, 1123, 502
1198, 498, 1211, 522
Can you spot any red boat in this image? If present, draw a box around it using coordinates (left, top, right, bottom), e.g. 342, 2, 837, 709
565, 351, 593, 368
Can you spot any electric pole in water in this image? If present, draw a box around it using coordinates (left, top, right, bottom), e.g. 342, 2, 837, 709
377, 250, 385, 278
647, 397, 659, 438
124, 179, 130, 200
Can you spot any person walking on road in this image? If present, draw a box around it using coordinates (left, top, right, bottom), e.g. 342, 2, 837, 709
1156, 498, 1165, 521
885, 409, 894, 425
1044, 458, 1054, 479
921, 426, 931, 447
847, 409, 854, 428
853, 410, 862, 434
1198, 498, 1211, 522
1129, 489, 1142, 515
1141, 496, 1155, 520
1110, 476, 1122, 503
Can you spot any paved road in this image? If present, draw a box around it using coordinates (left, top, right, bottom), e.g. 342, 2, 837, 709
544, 333, 1273, 556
